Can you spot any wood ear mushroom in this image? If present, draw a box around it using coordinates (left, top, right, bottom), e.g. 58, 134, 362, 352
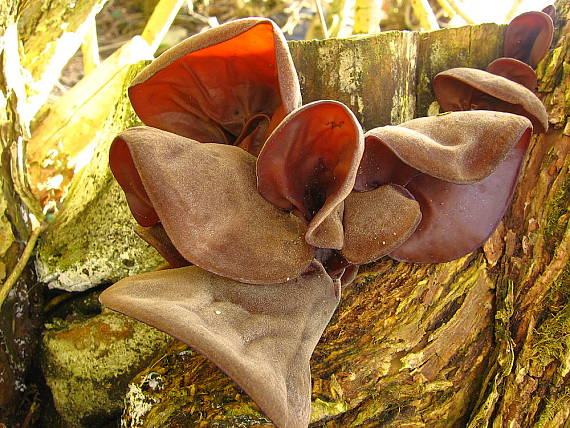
100, 12, 553, 428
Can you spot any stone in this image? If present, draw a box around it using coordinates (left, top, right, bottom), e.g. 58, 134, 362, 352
42, 306, 171, 427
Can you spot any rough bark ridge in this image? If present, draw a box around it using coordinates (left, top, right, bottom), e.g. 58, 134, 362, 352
120, 2, 570, 427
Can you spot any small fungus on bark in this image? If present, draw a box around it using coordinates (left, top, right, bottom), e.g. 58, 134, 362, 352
257, 100, 364, 249
433, 67, 548, 132
542, 5, 556, 21
486, 58, 538, 91
504, 10, 554, 68
128, 18, 301, 156
101, 262, 339, 428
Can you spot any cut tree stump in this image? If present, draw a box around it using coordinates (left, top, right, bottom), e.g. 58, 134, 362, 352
9, 0, 567, 426
111, 2, 570, 427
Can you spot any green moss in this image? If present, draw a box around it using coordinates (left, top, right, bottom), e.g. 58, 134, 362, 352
527, 262, 570, 369
533, 387, 570, 428
350, 379, 454, 426
543, 170, 570, 254
42, 309, 171, 427
35, 61, 164, 291
537, 44, 567, 93
311, 398, 350, 422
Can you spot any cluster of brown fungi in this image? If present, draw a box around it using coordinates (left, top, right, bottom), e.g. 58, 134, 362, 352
100, 8, 554, 428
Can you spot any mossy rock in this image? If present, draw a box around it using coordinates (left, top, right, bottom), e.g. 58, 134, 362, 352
35, 62, 164, 292
42, 307, 171, 427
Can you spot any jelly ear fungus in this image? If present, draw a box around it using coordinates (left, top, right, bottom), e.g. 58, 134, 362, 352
345, 111, 534, 263
504, 10, 554, 68
128, 18, 301, 156
100, 261, 340, 428
256, 100, 364, 250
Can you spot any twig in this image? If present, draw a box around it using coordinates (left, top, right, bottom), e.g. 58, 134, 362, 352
141, 0, 186, 52
445, 0, 475, 25
314, 0, 330, 38
43, 292, 74, 313
505, 0, 525, 22
329, 0, 356, 38
0, 215, 45, 309
435, 0, 456, 18
410, 0, 439, 30
353, 0, 382, 34
11, 136, 43, 222
81, 15, 100, 75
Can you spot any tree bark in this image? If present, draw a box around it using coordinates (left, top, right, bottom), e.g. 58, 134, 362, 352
0, 2, 40, 423
119, 1, 570, 426
0, 0, 109, 424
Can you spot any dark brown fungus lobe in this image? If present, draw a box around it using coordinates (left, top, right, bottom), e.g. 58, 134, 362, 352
256, 100, 364, 250
342, 185, 421, 264
339, 264, 359, 288
133, 224, 189, 268
109, 137, 159, 226
542, 5, 556, 21
353, 111, 533, 263
315, 247, 354, 286
391, 128, 531, 262
316, 247, 348, 274
100, 261, 339, 428
486, 58, 538, 91
504, 11, 554, 68
112, 126, 313, 284
434, 67, 548, 133
128, 18, 301, 156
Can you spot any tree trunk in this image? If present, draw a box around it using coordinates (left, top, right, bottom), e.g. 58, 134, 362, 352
0, 2, 40, 424
0, 0, 109, 424
117, 1, 570, 427
21, 1, 569, 426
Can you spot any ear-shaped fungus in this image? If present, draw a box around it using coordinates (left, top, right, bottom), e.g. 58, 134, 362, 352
348, 111, 533, 263
315, 248, 358, 289
342, 185, 421, 264
256, 100, 364, 249
504, 11, 554, 68
542, 5, 556, 21
128, 18, 301, 156
433, 67, 548, 133
109, 126, 313, 284
486, 58, 538, 91
99, 261, 340, 428
133, 224, 189, 268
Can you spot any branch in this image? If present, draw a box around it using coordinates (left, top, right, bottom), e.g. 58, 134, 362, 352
0, 215, 44, 309
81, 15, 100, 75
141, 0, 186, 52
410, 0, 439, 30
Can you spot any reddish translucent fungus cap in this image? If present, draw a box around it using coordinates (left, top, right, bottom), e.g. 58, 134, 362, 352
433, 67, 548, 133
257, 100, 364, 249
110, 126, 313, 284
128, 18, 301, 156
504, 11, 554, 68
99, 261, 339, 428
486, 58, 538, 91
353, 111, 533, 263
